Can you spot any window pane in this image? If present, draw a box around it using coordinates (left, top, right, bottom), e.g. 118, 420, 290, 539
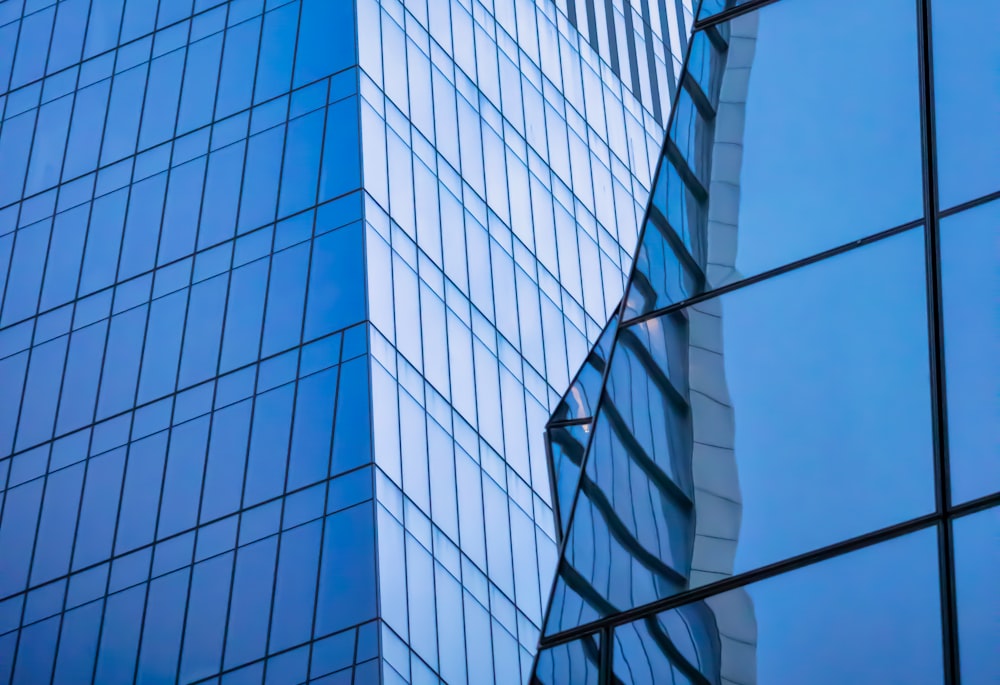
932, 0, 1000, 208
941, 201, 1000, 503
546, 229, 934, 634
533, 634, 602, 685
954, 506, 1000, 685
612, 528, 943, 685
628, 0, 923, 318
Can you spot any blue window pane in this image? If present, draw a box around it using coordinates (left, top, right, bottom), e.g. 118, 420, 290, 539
101, 64, 147, 166
933, 0, 1000, 208
200, 399, 252, 522
80, 189, 128, 296
224, 536, 276, 669
136, 568, 189, 685
199, 142, 245, 249
179, 273, 226, 387
287, 367, 338, 491
73, 448, 126, 569
180, 553, 233, 683
52, 601, 102, 685
244, 383, 294, 506
254, 3, 298, 103
316, 502, 377, 635
3, 218, 49, 326
269, 520, 322, 652
119, 172, 167, 281
65, 80, 111, 180
138, 289, 186, 403
11, 6, 54, 88
40, 204, 88, 311
16, 336, 67, 451
13, 616, 59, 685
303, 223, 365, 341
86, 0, 125, 58
178, 33, 223, 134
158, 416, 208, 538
293, 0, 354, 88
97, 306, 147, 419
217, 17, 261, 119
94, 585, 145, 685
158, 156, 206, 265
140, 50, 185, 149
261, 242, 308, 356
121, 0, 158, 43
30, 463, 85, 584
57, 322, 106, 434
239, 125, 284, 232
0, 479, 43, 596
115, 432, 168, 553
220, 258, 268, 372
26, 95, 73, 195
278, 108, 323, 217
941, 201, 1000, 504
319, 97, 361, 201
611, 529, 942, 685
954, 506, 1000, 684
331, 355, 372, 475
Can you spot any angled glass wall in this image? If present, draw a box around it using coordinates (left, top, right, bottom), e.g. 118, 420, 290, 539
533, 0, 1000, 682
0, 1, 695, 684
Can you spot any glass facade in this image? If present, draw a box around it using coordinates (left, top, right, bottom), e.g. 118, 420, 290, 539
0, 1, 694, 684
534, 0, 999, 682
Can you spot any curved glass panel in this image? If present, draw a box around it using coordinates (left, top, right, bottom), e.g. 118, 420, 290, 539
941, 201, 1000, 504
932, 0, 1000, 209
551, 315, 619, 424
546, 228, 934, 635
627, 0, 923, 319
954, 506, 1000, 685
532, 634, 601, 685
612, 528, 943, 685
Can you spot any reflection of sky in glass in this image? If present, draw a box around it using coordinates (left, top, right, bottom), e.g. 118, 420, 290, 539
721, 228, 934, 572
932, 0, 1000, 209
941, 201, 1000, 504
752, 529, 942, 685
736, 0, 923, 277
954, 507, 1000, 684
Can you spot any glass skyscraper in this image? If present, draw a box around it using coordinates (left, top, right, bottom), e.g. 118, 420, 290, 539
533, 0, 998, 683
0, 1, 694, 684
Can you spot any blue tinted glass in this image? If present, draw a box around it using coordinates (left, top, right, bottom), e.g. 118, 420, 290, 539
611, 529, 943, 685
932, 0, 1000, 208
941, 202, 1000, 503
547, 229, 934, 634
533, 634, 601, 685
627, 0, 923, 319
954, 506, 1000, 684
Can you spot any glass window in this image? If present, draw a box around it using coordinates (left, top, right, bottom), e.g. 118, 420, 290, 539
941, 201, 1000, 504
954, 506, 1000, 684
533, 634, 602, 685
612, 528, 943, 685
548, 229, 935, 633
628, 0, 924, 319
932, 0, 1000, 209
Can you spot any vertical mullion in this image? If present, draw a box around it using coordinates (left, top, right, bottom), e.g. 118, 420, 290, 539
915, 0, 959, 682
599, 624, 613, 684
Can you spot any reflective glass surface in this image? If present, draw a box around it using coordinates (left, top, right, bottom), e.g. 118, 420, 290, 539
612, 528, 943, 685
953, 506, 1000, 685
941, 201, 1000, 504
532, 633, 601, 685
932, 0, 1000, 209
545, 228, 934, 634
626, 0, 924, 319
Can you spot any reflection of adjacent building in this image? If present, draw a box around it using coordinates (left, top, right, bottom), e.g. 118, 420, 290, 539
533, 12, 759, 684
